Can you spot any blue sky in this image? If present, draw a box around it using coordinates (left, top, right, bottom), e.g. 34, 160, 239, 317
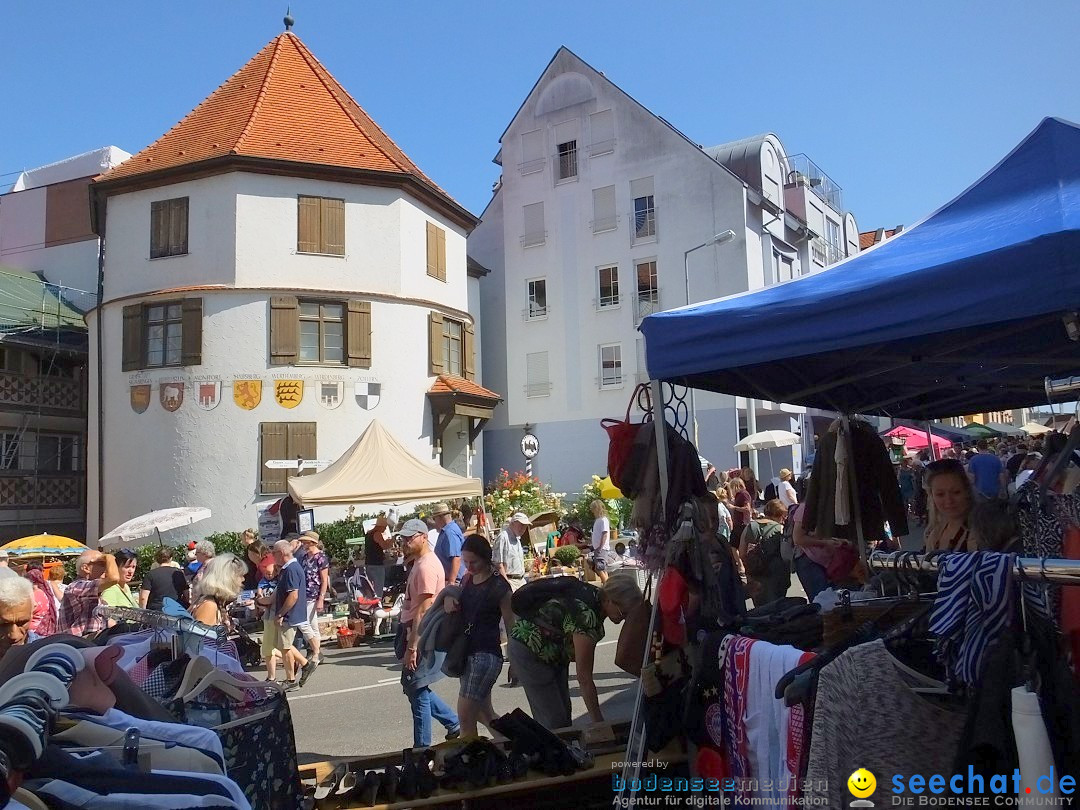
3, 1, 1078, 230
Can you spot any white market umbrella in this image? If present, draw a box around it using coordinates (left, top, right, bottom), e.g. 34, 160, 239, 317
734, 430, 801, 484
733, 430, 802, 451
99, 507, 211, 551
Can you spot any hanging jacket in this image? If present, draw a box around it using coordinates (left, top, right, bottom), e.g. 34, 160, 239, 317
802, 419, 908, 545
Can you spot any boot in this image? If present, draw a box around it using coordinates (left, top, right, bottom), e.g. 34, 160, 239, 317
398, 749, 417, 801
416, 749, 437, 798
381, 766, 400, 803
358, 770, 380, 807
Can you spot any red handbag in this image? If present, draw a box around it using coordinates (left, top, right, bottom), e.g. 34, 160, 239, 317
826, 543, 859, 583
601, 383, 652, 489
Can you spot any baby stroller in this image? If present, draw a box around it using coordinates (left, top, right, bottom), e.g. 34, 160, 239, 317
346, 569, 405, 641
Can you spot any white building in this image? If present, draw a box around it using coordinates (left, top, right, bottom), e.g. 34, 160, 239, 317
470, 48, 860, 494
86, 30, 496, 542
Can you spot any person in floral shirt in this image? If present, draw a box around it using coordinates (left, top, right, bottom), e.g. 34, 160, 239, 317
297, 533, 328, 665
508, 576, 642, 730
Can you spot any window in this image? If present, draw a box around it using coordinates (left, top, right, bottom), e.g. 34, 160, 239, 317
635, 260, 659, 322
592, 186, 616, 233
0, 433, 20, 470
36, 434, 80, 472
519, 129, 544, 175
522, 202, 545, 248
527, 278, 548, 319
259, 422, 316, 494
426, 222, 447, 281
597, 265, 619, 308
269, 297, 371, 368
599, 344, 623, 388
824, 219, 843, 264
150, 197, 188, 258
557, 140, 578, 181
297, 195, 345, 256
589, 110, 615, 156
774, 250, 795, 283
526, 351, 550, 397
299, 301, 344, 364
631, 177, 656, 241
144, 302, 183, 368
442, 318, 464, 375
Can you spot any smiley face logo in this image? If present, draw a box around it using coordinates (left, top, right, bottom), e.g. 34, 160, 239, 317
848, 768, 876, 798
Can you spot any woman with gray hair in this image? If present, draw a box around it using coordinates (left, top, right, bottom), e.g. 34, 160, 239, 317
190, 553, 246, 628
508, 574, 642, 729
0, 567, 35, 661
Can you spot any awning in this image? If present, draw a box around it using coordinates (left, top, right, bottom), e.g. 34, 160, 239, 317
288, 419, 482, 507
640, 118, 1080, 419
883, 425, 953, 452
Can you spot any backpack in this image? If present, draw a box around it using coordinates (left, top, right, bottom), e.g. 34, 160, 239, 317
742, 520, 784, 578
763, 482, 779, 502
511, 577, 600, 630
779, 510, 796, 564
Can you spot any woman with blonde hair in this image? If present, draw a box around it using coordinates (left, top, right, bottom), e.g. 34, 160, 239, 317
589, 499, 610, 584
923, 459, 976, 552
191, 553, 247, 627
727, 477, 753, 550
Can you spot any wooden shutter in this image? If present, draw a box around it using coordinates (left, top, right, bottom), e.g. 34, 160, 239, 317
321, 198, 345, 255
435, 226, 446, 281
170, 198, 188, 255
122, 305, 143, 371
180, 298, 202, 366
150, 201, 167, 258
297, 196, 320, 253
269, 296, 299, 365
428, 312, 444, 375
463, 322, 476, 381
426, 222, 438, 278
347, 299, 371, 368
259, 422, 288, 494
288, 422, 317, 478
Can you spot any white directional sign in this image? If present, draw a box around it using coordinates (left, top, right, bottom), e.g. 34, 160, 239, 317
299, 460, 332, 471
264, 459, 301, 469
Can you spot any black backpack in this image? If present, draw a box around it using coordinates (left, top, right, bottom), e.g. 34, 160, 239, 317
511, 577, 600, 622
763, 482, 779, 502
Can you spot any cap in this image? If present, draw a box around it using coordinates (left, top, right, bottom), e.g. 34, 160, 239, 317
394, 518, 430, 538
509, 512, 533, 526
430, 503, 452, 517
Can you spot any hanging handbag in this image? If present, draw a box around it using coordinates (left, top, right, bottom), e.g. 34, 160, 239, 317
614, 575, 653, 676
441, 625, 471, 678
600, 383, 652, 490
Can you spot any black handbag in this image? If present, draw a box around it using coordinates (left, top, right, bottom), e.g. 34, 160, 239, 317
441, 623, 471, 678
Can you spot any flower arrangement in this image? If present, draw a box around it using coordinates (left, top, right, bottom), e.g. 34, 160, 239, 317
483, 469, 565, 528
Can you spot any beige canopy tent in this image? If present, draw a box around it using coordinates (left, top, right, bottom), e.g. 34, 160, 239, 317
287, 419, 482, 507
1021, 421, 1053, 435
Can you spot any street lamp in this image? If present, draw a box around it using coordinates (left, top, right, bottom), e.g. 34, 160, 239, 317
683, 230, 737, 448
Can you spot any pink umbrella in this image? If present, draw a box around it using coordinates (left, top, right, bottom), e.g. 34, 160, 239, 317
883, 425, 953, 452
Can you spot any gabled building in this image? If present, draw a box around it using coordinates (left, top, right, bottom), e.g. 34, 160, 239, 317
470, 47, 860, 493
87, 28, 494, 541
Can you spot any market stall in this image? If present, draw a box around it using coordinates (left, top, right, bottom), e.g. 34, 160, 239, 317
615, 117, 1080, 806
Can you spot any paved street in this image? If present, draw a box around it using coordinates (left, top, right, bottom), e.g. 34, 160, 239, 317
288, 620, 634, 765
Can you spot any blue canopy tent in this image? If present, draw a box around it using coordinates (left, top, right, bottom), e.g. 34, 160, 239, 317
640, 118, 1080, 419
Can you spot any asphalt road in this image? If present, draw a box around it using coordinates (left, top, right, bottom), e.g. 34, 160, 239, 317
288, 620, 635, 765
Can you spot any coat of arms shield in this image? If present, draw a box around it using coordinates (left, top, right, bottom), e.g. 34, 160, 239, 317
355, 381, 381, 410
130, 384, 151, 414
196, 381, 221, 411
159, 382, 184, 413
317, 381, 344, 409
274, 380, 303, 409
233, 380, 262, 410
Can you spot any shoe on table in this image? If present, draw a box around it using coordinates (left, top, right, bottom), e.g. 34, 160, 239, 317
299, 659, 319, 687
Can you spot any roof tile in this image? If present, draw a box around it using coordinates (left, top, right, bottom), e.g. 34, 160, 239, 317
100, 32, 449, 201
429, 375, 502, 401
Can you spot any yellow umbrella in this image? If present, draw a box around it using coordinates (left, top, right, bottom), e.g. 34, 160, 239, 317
0, 534, 89, 557
598, 476, 624, 500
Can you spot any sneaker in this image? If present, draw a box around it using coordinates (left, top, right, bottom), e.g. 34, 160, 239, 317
298, 659, 319, 687
445, 726, 461, 741
283, 679, 300, 692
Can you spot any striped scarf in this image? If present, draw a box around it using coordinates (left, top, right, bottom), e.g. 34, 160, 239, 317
929, 551, 1014, 687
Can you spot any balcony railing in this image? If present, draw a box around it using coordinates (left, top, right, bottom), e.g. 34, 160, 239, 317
636, 292, 661, 323
810, 238, 828, 266
521, 231, 547, 248
591, 215, 617, 234
518, 157, 545, 176
783, 153, 844, 212
588, 138, 616, 157
555, 144, 578, 182
0, 473, 84, 509
633, 209, 657, 240
0, 372, 84, 414
826, 241, 845, 265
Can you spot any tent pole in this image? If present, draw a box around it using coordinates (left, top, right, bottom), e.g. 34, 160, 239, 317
616, 379, 669, 808
925, 421, 937, 461
840, 415, 868, 564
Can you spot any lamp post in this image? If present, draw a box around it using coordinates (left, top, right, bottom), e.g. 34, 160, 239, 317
683, 230, 737, 448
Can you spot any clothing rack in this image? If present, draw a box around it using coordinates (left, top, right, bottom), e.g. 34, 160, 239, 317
868, 551, 1080, 586
96, 605, 221, 639
0, 644, 83, 806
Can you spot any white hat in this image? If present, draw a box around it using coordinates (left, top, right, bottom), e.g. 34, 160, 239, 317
509, 512, 533, 526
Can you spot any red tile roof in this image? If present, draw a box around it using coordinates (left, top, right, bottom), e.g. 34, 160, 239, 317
100, 32, 449, 202
429, 375, 502, 401
859, 227, 902, 251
